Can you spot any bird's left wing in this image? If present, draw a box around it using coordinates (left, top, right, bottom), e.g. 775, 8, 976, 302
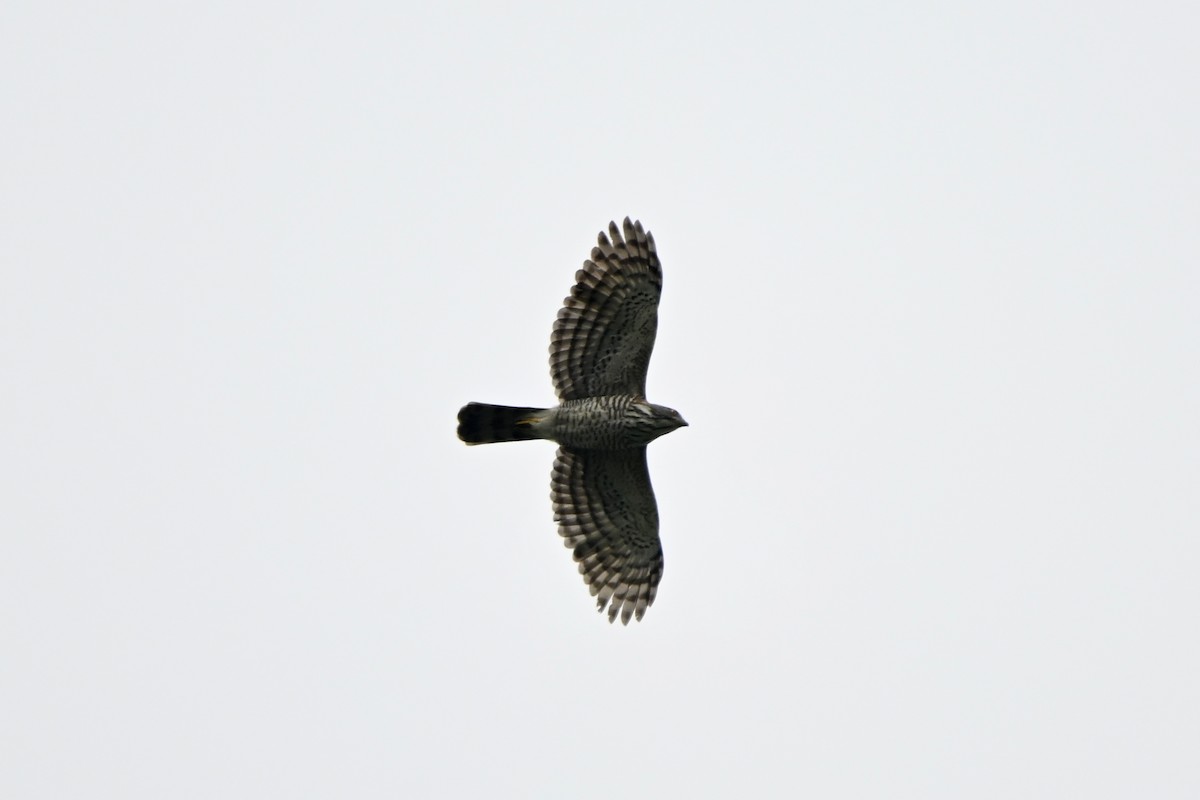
551, 446, 664, 624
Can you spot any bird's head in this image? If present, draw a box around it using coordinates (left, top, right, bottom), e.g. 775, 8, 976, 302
629, 400, 688, 443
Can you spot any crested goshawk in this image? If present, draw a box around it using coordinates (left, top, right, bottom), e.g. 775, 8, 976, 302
457, 218, 686, 624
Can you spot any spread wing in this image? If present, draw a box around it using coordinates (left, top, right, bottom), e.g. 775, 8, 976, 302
550, 218, 663, 401
551, 447, 663, 624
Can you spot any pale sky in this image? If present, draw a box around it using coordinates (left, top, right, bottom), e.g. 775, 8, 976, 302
3, 2, 1198, 798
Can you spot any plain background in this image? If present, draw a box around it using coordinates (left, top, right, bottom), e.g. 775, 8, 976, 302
3, 2, 1197, 797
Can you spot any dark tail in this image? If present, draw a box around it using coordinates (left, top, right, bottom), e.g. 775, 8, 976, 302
457, 402, 547, 445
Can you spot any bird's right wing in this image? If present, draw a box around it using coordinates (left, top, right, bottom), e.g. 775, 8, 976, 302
551, 446, 663, 624
550, 218, 663, 401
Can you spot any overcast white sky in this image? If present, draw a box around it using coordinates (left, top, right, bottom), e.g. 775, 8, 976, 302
3, 2, 1198, 797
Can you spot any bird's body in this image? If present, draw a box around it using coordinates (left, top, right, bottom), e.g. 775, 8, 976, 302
460, 396, 684, 451
457, 218, 685, 624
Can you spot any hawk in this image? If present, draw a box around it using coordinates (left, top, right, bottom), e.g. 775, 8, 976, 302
457, 218, 687, 624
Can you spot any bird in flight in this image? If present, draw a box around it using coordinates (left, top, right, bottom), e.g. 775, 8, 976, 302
457, 218, 686, 624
